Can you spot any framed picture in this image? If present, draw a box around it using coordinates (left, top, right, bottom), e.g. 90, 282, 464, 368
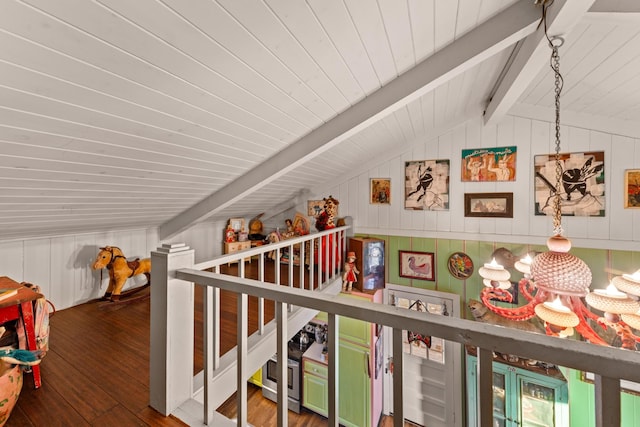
370, 178, 391, 204
461, 146, 517, 182
292, 212, 310, 235
404, 159, 450, 211
399, 250, 435, 281
228, 218, 245, 232
534, 151, 605, 216
624, 169, 640, 208
464, 192, 513, 218
307, 200, 324, 216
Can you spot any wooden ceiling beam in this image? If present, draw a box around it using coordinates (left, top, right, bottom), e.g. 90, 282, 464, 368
483, 0, 597, 126
159, 0, 542, 240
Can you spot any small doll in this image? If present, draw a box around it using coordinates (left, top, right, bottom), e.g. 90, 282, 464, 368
225, 224, 236, 243
342, 251, 359, 293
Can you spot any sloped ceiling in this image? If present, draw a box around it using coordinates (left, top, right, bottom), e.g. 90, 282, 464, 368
0, 0, 638, 241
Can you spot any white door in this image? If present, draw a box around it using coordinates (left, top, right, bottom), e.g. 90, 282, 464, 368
383, 284, 462, 427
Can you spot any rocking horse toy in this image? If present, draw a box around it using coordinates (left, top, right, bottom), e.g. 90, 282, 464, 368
91, 246, 151, 302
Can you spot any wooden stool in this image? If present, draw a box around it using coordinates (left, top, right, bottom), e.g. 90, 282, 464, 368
0, 276, 43, 389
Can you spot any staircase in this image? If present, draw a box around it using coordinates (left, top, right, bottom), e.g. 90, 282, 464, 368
178, 278, 342, 426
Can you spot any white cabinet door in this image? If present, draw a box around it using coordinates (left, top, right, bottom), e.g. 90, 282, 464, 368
383, 284, 462, 427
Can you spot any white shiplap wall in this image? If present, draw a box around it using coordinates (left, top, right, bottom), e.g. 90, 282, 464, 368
3, 113, 638, 312
0, 219, 225, 311
316, 115, 640, 251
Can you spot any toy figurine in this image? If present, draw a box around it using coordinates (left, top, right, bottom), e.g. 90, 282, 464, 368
91, 246, 151, 302
225, 224, 236, 243
342, 251, 359, 293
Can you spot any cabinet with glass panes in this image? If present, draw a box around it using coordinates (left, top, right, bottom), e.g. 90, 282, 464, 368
466, 353, 568, 427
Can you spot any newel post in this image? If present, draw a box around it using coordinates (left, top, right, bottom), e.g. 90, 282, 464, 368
149, 243, 195, 415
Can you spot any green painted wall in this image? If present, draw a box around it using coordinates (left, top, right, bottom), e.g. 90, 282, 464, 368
354, 233, 640, 426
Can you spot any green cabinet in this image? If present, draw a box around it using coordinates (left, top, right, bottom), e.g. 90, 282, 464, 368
338, 338, 371, 427
466, 354, 569, 427
302, 290, 383, 427
302, 342, 371, 426
339, 294, 372, 347
302, 359, 328, 416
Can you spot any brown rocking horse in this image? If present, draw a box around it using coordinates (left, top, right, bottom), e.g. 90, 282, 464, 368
91, 246, 151, 302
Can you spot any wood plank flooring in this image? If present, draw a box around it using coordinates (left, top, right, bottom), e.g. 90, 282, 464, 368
5, 261, 407, 426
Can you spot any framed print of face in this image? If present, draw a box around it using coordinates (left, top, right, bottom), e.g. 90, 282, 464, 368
404, 159, 450, 211
534, 151, 605, 216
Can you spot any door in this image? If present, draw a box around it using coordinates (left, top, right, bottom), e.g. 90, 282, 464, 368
383, 284, 462, 427
339, 338, 371, 427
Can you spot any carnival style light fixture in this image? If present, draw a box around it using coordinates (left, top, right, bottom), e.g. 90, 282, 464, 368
478, 2, 640, 350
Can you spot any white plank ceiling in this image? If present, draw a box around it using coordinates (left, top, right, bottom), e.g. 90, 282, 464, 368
0, 0, 637, 240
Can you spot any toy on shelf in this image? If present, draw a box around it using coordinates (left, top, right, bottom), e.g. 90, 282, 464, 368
342, 251, 360, 293
315, 195, 339, 231
248, 213, 265, 241
225, 224, 237, 243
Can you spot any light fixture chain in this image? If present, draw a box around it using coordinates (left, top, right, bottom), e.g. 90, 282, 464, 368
550, 39, 564, 235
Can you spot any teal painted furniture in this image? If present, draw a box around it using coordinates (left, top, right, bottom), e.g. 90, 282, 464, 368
466, 354, 568, 427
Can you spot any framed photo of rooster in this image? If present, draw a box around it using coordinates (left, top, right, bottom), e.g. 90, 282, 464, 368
399, 250, 435, 281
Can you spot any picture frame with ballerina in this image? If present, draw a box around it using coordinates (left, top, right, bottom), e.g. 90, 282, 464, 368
399, 250, 435, 281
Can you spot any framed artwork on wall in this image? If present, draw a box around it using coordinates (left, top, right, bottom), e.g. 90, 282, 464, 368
404, 159, 450, 211
370, 178, 391, 204
228, 218, 245, 232
624, 169, 640, 208
534, 151, 605, 216
399, 250, 435, 281
464, 192, 513, 218
307, 200, 324, 216
461, 146, 517, 182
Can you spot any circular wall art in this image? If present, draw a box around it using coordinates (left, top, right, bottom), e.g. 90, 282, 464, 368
448, 252, 474, 280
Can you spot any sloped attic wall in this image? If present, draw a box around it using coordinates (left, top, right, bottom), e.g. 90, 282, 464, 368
0, 220, 225, 311
315, 115, 640, 251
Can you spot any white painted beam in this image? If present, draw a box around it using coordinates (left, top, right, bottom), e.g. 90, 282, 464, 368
484, 0, 596, 126
158, 0, 541, 240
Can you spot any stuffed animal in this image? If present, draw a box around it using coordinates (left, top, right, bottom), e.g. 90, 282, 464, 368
315, 195, 339, 231
91, 246, 151, 301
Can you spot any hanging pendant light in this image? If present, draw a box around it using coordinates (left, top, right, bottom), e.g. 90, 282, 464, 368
478, 2, 640, 348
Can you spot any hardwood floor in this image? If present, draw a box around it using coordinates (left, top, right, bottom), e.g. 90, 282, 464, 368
5, 261, 408, 426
